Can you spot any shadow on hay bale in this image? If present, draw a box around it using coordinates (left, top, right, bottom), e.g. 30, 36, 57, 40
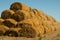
4, 30, 18, 37
2, 19, 17, 28
18, 26, 37, 38
1, 10, 15, 19
0, 30, 4, 36
10, 2, 30, 12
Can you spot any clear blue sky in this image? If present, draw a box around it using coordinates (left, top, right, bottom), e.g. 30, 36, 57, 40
0, 0, 60, 22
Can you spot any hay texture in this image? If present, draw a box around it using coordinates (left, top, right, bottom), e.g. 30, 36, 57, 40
1, 10, 15, 19
2, 19, 17, 28
31, 9, 57, 34
10, 2, 30, 12
11, 10, 32, 22
0, 2, 60, 38
17, 19, 42, 37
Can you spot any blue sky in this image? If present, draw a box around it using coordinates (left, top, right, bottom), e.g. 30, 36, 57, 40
0, 0, 60, 22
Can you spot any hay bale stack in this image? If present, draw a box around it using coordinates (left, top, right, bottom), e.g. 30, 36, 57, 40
0, 2, 60, 38
11, 10, 32, 22
10, 2, 30, 12
2, 19, 17, 28
1, 10, 15, 19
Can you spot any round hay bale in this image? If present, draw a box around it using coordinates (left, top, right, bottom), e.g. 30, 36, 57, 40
2, 19, 17, 28
17, 19, 41, 37
4, 30, 18, 37
11, 10, 31, 22
1, 10, 15, 19
18, 26, 37, 38
10, 2, 30, 12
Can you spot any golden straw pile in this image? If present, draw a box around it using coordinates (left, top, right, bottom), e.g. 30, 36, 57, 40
0, 2, 60, 38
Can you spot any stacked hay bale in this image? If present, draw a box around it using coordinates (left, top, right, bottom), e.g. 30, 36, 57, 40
0, 2, 60, 38
11, 10, 31, 22
10, 2, 31, 12
1, 10, 15, 19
